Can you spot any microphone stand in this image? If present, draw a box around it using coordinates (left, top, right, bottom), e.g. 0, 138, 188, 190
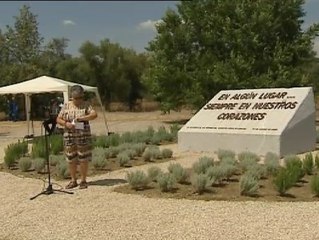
30, 125, 74, 200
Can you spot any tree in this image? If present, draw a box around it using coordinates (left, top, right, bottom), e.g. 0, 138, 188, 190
4, 5, 43, 64
145, 0, 319, 111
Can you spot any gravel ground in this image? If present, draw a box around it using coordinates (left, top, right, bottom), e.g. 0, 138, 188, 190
1, 111, 319, 240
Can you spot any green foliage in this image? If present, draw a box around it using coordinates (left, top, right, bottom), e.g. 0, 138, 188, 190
240, 173, 259, 196
264, 152, 280, 176
245, 164, 268, 180
303, 153, 314, 175
284, 155, 304, 182
18, 157, 32, 172
33, 157, 46, 173
126, 170, 150, 190
238, 151, 260, 163
132, 143, 147, 156
142, 149, 152, 161
157, 173, 176, 192
217, 149, 236, 161
219, 156, 237, 166
49, 134, 63, 155
310, 175, 319, 197
192, 156, 214, 174
191, 174, 210, 195
145, 0, 319, 111
56, 161, 69, 179
142, 146, 162, 161
273, 167, 295, 195
315, 153, 319, 170
92, 148, 107, 170
206, 166, 226, 185
167, 163, 188, 183
32, 137, 46, 159
49, 154, 64, 166
118, 152, 130, 167
4, 141, 28, 169
169, 124, 181, 141
161, 148, 173, 158
147, 166, 163, 182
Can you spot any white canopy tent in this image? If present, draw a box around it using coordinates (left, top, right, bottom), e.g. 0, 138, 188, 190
0, 75, 110, 137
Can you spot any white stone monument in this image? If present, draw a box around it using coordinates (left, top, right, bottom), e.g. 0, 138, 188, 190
178, 87, 316, 156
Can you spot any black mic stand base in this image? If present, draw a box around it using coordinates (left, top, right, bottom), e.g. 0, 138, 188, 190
30, 184, 73, 200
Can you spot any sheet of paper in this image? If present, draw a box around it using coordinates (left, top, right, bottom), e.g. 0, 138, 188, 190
74, 122, 84, 130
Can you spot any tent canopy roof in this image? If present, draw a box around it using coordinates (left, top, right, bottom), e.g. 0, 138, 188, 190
0, 75, 97, 95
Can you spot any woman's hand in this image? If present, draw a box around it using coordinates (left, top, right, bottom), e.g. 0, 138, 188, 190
65, 121, 75, 130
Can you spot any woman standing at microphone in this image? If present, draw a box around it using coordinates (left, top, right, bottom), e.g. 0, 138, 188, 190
56, 85, 98, 189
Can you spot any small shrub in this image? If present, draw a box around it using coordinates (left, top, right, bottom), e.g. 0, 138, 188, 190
4, 143, 19, 169
147, 146, 162, 160
18, 157, 32, 172
49, 135, 63, 155
169, 124, 180, 141
93, 135, 108, 148
118, 153, 130, 167
108, 146, 120, 158
206, 166, 226, 184
106, 134, 121, 147
32, 137, 46, 159
285, 155, 304, 182
120, 131, 133, 143
191, 174, 211, 195
240, 173, 259, 196
147, 166, 163, 182
310, 175, 319, 197
126, 170, 150, 190
49, 154, 64, 166
219, 156, 237, 166
142, 149, 152, 161
162, 148, 173, 158
315, 153, 319, 169
217, 149, 236, 161
156, 126, 174, 142
220, 163, 237, 180
157, 173, 176, 192
167, 163, 188, 183
192, 156, 214, 174
33, 157, 46, 173
93, 147, 107, 158
264, 152, 280, 176
132, 143, 146, 156
239, 157, 258, 172
273, 168, 295, 195
56, 161, 69, 179
92, 155, 107, 170
246, 164, 267, 180
303, 153, 314, 175
238, 151, 260, 162
150, 134, 161, 145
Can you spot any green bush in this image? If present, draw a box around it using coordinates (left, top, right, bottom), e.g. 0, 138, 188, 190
106, 134, 121, 147
239, 157, 258, 172
93, 135, 108, 148
4, 141, 28, 169
217, 149, 236, 161
303, 153, 314, 175
162, 148, 173, 158
167, 163, 188, 183
56, 161, 69, 179
92, 154, 107, 170
147, 166, 163, 182
120, 131, 133, 143
238, 151, 260, 163
32, 137, 46, 159
220, 163, 237, 180
49, 135, 63, 155
246, 164, 267, 180
126, 170, 150, 190
284, 155, 304, 182
18, 157, 32, 172
157, 173, 176, 192
108, 146, 120, 158
310, 175, 319, 197
192, 156, 214, 174
132, 143, 147, 156
315, 153, 319, 169
264, 152, 280, 176
49, 154, 64, 166
273, 168, 295, 195
191, 174, 211, 195
118, 153, 130, 167
149, 134, 161, 145
169, 124, 181, 141
33, 157, 46, 173
240, 173, 259, 196
156, 126, 174, 142
219, 156, 237, 166
206, 166, 226, 184
142, 149, 152, 161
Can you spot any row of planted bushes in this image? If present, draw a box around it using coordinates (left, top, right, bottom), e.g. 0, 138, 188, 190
125, 150, 319, 197
3, 125, 180, 170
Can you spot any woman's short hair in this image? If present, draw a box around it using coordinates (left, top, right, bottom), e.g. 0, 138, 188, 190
70, 85, 84, 96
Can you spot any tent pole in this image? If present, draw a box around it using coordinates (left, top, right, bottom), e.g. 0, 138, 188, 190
95, 89, 110, 136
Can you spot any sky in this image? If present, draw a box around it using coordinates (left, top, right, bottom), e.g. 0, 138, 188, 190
0, 1, 318, 57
